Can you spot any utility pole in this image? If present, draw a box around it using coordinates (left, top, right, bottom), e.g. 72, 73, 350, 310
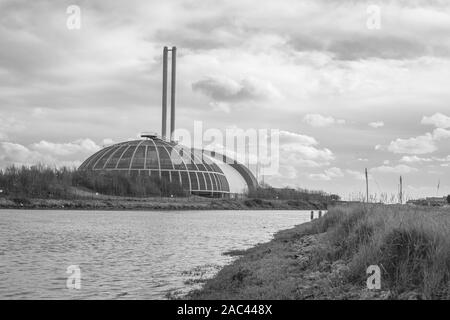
256, 135, 259, 183
399, 176, 403, 204
365, 168, 369, 203
245, 138, 250, 171
262, 167, 265, 186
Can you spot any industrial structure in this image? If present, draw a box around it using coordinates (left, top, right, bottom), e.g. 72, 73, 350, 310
79, 46, 258, 197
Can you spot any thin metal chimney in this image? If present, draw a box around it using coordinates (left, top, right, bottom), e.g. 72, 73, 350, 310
161, 46, 168, 140
170, 46, 176, 142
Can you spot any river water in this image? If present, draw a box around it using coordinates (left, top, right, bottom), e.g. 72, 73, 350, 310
0, 209, 318, 299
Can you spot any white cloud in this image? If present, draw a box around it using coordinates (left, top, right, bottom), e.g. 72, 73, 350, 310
276, 165, 298, 179
308, 173, 331, 181
434, 155, 450, 162
281, 144, 334, 166
276, 130, 335, 168
277, 130, 318, 146
0, 115, 25, 140
386, 133, 436, 154
31, 107, 47, 118
368, 121, 384, 128
101, 138, 116, 146
346, 169, 369, 181
371, 164, 418, 174
257, 130, 336, 180
432, 128, 450, 140
383, 127, 450, 154
31, 139, 101, 157
0, 142, 79, 168
309, 167, 344, 181
0, 139, 99, 169
303, 114, 345, 127
399, 155, 433, 163
209, 101, 231, 113
327, 167, 344, 177
421, 113, 450, 129
0, 142, 47, 167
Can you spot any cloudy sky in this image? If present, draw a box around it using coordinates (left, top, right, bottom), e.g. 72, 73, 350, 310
0, 0, 449, 199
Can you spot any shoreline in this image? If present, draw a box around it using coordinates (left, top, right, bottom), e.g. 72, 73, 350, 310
186, 217, 369, 299
0, 197, 329, 211
187, 203, 450, 300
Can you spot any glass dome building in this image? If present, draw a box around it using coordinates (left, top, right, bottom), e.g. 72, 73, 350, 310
78, 136, 258, 197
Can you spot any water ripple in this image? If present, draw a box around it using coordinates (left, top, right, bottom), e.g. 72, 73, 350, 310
0, 209, 315, 299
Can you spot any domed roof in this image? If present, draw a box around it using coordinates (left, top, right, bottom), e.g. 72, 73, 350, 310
78, 138, 230, 195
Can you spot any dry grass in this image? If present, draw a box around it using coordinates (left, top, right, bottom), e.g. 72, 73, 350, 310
188, 203, 450, 299
304, 204, 450, 298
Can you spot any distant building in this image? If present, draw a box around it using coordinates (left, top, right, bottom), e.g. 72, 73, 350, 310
407, 196, 447, 207
78, 137, 258, 198
425, 197, 448, 206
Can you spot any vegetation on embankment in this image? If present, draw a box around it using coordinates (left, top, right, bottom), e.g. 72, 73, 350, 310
188, 204, 450, 300
0, 165, 186, 198
0, 165, 332, 210
0, 195, 326, 211
248, 185, 340, 203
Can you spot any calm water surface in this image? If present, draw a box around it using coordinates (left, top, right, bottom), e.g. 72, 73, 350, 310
0, 209, 318, 299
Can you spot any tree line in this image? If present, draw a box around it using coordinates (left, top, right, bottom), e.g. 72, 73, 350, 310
0, 165, 187, 199
0, 165, 340, 202
248, 183, 340, 202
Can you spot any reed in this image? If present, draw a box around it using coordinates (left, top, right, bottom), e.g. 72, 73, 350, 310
314, 203, 450, 298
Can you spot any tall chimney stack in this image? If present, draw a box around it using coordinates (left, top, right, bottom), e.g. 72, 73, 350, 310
161, 46, 168, 140
170, 46, 177, 142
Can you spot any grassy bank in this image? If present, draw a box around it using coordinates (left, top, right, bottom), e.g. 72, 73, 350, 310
188, 204, 450, 299
0, 195, 327, 211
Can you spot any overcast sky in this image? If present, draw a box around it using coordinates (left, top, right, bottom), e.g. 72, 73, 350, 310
0, 0, 449, 199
